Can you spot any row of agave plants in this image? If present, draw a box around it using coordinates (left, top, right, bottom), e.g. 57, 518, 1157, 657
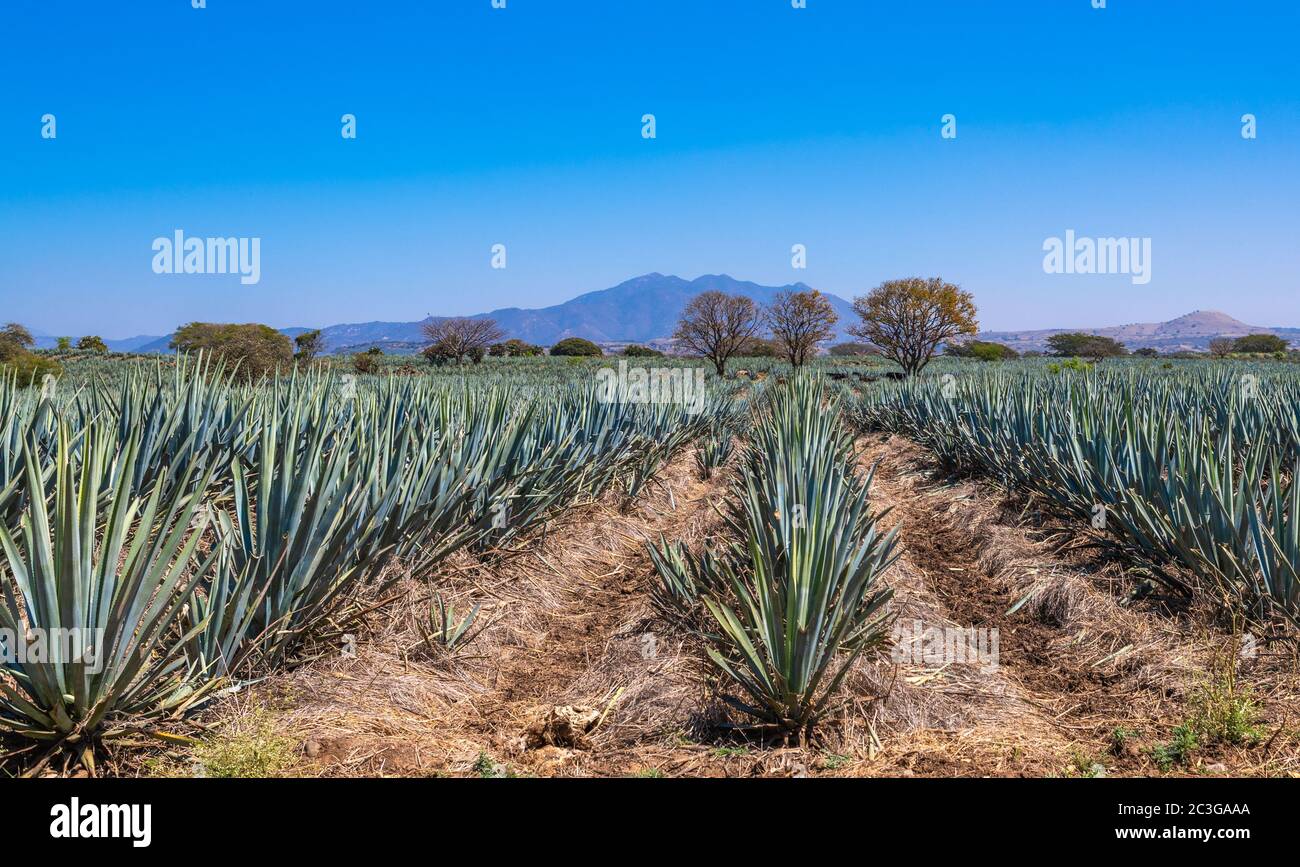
650, 376, 898, 737
848, 364, 1300, 633
0, 357, 722, 769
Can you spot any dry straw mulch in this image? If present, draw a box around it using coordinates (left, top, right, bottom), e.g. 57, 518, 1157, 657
129, 436, 1300, 778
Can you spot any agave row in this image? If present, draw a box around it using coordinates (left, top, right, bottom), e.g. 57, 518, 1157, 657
651, 376, 897, 735
0, 359, 722, 751
851, 364, 1300, 630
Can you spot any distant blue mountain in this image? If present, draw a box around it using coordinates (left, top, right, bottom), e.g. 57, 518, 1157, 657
316, 273, 858, 354
34, 334, 169, 353
38, 274, 859, 355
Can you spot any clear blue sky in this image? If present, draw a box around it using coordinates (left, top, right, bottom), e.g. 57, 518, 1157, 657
2, 0, 1297, 338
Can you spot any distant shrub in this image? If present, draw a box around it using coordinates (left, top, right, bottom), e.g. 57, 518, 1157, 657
1233, 333, 1287, 354
1133, 348, 1159, 358
948, 340, 1018, 361
422, 341, 455, 366
550, 338, 602, 357
353, 351, 381, 374
0, 323, 35, 352
1208, 337, 1235, 358
421, 317, 504, 364
0, 343, 62, 387
622, 344, 663, 357
171, 322, 293, 381
1047, 357, 1093, 374
737, 337, 780, 358
489, 339, 544, 358
76, 335, 108, 353
1046, 332, 1126, 360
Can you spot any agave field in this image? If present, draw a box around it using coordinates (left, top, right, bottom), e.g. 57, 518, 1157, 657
852, 363, 1300, 631
0, 356, 725, 772
2, 354, 1299, 777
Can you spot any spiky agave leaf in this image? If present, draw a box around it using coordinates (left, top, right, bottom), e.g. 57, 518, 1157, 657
0, 420, 220, 743
667, 376, 897, 734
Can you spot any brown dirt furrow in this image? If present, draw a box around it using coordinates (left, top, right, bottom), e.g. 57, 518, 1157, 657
146, 432, 1300, 779
222, 446, 733, 778
856, 432, 1300, 778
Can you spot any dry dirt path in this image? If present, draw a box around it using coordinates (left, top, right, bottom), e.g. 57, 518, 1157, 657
240, 446, 732, 777
175, 434, 1298, 778
857, 432, 1298, 777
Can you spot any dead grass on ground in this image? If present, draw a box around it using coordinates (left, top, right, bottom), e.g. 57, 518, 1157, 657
117, 435, 1300, 778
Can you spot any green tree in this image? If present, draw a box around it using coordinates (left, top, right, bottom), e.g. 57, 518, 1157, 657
970, 341, 1018, 362
946, 340, 1017, 361
1045, 332, 1127, 360
550, 337, 602, 357
76, 335, 108, 353
170, 322, 294, 381
622, 344, 664, 357
489, 338, 544, 357
294, 329, 324, 361
55, 337, 72, 351
1232, 333, 1287, 354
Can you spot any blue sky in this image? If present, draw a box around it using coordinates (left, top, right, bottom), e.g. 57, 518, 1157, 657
1, 0, 1297, 338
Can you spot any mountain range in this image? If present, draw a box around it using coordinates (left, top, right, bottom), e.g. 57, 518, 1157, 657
37, 274, 858, 355
295, 274, 858, 354
977, 310, 1300, 353
29, 274, 1299, 355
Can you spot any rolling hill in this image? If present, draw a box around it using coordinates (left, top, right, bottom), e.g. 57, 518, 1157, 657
317, 274, 857, 354
977, 310, 1300, 353
35, 282, 1300, 357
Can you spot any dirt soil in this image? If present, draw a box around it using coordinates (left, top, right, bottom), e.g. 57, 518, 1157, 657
132, 436, 1300, 778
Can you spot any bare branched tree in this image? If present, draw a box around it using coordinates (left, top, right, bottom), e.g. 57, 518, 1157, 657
421, 317, 505, 365
848, 277, 977, 376
765, 289, 838, 368
672, 291, 762, 376
1207, 337, 1235, 358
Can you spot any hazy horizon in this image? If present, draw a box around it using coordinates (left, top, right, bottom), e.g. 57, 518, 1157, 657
16, 272, 1300, 343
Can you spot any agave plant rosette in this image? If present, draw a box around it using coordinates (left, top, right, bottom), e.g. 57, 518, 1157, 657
0, 421, 220, 759
653, 376, 897, 734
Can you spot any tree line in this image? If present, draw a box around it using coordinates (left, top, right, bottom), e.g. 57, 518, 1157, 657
10, 278, 1290, 386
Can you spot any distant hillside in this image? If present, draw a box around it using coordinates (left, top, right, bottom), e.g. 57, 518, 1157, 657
313, 274, 857, 354
978, 310, 1300, 353
44, 288, 1300, 358
55, 274, 854, 356
34, 333, 169, 353
129, 326, 310, 355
